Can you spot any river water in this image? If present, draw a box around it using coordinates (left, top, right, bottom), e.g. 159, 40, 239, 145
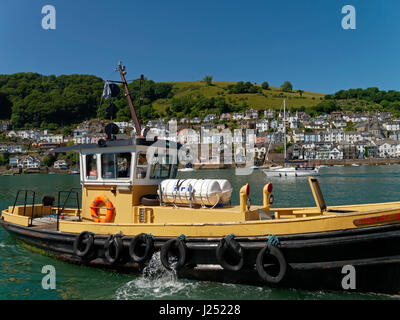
0, 165, 399, 300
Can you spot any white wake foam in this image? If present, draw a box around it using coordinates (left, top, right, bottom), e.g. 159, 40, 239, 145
115, 252, 198, 300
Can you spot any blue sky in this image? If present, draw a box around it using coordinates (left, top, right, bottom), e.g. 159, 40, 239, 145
0, 0, 399, 93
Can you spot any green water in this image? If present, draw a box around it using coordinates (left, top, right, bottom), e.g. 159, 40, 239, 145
0, 166, 400, 300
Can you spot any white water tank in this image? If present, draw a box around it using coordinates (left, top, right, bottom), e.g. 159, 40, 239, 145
159, 179, 232, 206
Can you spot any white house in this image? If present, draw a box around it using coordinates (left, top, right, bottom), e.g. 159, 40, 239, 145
18, 155, 41, 169
245, 109, 258, 120
383, 121, 400, 132
73, 134, 93, 145
233, 113, 244, 121
54, 159, 69, 170
264, 109, 275, 119
39, 134, 64, 144
329, 146, 343, 160
256, 120, 269, 133
378, 140, 399, 158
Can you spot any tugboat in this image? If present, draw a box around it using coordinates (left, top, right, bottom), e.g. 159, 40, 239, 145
2, 63, 400, 294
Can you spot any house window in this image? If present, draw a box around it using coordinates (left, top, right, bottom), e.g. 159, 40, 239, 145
86, 155, 98, 180
101, 153, 132, 179
136, 153, 148, 179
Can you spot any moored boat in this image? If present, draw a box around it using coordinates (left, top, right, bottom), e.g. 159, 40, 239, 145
178, 163, 195, 172
263, 101, 319, 178
263, 165, 320, 177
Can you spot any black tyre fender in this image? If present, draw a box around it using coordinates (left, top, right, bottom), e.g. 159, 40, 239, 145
160, 238, 187, 270
216, 236, 244, 271
129, 233, 155, 264
104, 234, 123, 264
73, 231, 94, 258
256, 245, 287, 284
140, 194, 160, 206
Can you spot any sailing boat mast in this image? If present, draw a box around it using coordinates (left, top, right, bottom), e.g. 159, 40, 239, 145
283, 99, 287, 166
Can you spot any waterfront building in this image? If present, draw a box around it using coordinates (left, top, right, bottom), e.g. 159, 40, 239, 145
18, 155, 41, 169
53, 159, 69, 170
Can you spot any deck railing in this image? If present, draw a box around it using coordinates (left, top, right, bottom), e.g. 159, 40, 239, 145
12, 190, 36, 227
56, 188, 81, 231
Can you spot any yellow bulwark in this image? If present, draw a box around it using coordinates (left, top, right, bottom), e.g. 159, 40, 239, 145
3, 176, 400, 238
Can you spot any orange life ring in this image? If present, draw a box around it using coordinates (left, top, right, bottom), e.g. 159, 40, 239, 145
90, 195, 114, 223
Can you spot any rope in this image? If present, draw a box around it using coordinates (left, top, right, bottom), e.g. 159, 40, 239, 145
211, 194, 220, 209
225, 233, 235, 244
267, 234, 280, 246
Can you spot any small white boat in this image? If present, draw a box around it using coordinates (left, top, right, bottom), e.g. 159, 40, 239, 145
351, 164, 360, 167
178, 167, 195, 172
178, 163, 195, 172
262, 100, 320, 178
263, 166, 320, 177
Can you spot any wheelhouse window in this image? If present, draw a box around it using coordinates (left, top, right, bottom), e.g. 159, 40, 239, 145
150, 155, 175, 179
86, 155, 98, 180
136, 153, 148, 179
101, 153, 132, 179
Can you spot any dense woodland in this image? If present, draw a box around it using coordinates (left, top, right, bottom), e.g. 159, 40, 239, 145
0, 73, 173, 129
1, 73, 400, 131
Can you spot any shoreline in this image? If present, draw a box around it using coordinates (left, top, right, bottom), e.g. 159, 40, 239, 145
0, 168, 74, 175
189, 158, 400, 170
1, 158, 400, 175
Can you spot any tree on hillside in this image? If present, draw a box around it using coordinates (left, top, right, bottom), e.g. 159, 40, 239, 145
261, 82, 269, 90
203, 75, 213, 86
0, 92, 12, 119
281, 81, 293, 92
227, 81, 261, 94
42, 154, 56, 167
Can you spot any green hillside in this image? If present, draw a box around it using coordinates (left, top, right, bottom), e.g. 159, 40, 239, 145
152, 81, 326, 115
1, 72, 400, 130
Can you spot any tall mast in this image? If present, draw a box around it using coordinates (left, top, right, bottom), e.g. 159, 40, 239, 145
117, 62, 142, 136
283, 99, 287, 166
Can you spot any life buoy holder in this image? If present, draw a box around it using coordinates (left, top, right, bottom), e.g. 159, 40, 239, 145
256, 244, 287, 284
90, 195, 114, 223
216, 234, 244, 271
